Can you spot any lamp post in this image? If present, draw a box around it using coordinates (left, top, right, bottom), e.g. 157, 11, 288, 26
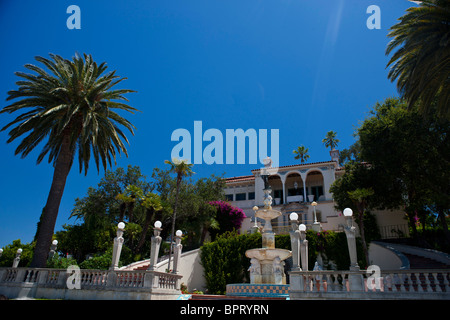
311, 201, 321, 232
298, 224, 308, 271
289, 212, 301, 271
0, 248, 3, 259
251, 206, 259, 234
110, 222, 125, 271
148, 221, 162, 271
172, 230, 183, 274
342, 208, 363, 291
12, 248, 22, 268
48, 240, 58, 260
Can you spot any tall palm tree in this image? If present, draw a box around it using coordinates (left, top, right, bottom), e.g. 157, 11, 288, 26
386, 0, 450, 119
164, 158, 194, 272
0, 53, 138, 267
322, 131, 340, 151
293, 145, 310, 163
134, 192, 165, 254
116, 184, 144, 223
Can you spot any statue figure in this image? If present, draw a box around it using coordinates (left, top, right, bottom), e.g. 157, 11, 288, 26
248, 258, 261, 275
272, 257, 284, 275
272, 256, 285, 285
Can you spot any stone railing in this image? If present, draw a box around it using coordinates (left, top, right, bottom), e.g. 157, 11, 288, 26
289, 269, 450, 299
0, 267, 182, 300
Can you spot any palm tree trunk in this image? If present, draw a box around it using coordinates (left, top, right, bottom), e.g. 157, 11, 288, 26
30, 136, 73, 268
135, 208, 154, 253
167, 174, 181, 272
357, 211, 369, 267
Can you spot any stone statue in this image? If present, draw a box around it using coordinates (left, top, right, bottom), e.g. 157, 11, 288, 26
248, 258, 261, 275
272, 256, 285, 285
272, 257, 284, 275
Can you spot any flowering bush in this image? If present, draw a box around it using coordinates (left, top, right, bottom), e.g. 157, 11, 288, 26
208, 201, 247, 240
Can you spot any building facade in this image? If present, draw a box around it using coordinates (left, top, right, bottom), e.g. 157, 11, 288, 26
224, 152, 408, 238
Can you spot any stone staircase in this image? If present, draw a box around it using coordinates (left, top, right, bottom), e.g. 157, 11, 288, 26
379, 242, 450, 270
133, 264, 150, 271
403, 253, 450, 269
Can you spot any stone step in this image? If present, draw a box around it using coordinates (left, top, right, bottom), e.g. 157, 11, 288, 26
403, 253, 450, 269
133, 264, 150, 271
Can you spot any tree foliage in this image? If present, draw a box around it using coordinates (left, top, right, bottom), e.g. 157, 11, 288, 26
0, 53, 138, 267
386, 0, 450, 119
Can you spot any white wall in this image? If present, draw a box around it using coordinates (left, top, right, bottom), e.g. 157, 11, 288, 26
154, 249, 206, 292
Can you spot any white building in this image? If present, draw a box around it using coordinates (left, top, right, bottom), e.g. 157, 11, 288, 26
224, 151, 408, 238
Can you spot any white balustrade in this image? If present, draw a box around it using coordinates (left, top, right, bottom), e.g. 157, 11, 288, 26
290, 269, 450, 296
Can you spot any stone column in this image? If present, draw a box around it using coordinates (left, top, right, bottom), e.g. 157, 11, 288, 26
12, 248, 22, 268
302, 179, 307, 203
148, 221, 162, 271
342, 209, 364, 291
172, 230, 183, 274
289, 213, 301, 271
299, 224, 308, 271
343, 214, 359, 271
281, 176, 286, 204
110, 222, 125, 271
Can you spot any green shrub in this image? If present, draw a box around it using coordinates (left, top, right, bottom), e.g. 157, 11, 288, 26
200, 230, 367, 294
46, 255, 78, 269
0, 239, 34, 267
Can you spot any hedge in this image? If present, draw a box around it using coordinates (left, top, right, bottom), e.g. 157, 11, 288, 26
200, 230, 366, 294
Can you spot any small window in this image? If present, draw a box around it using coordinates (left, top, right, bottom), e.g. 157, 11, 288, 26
248, 192, 255, 200
235, 193, 246, 201
225, 194, 234, 201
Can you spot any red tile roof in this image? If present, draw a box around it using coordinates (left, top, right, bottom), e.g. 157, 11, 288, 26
225, 175, 255, 183
224, 161, 342, 183
250, 160, 338, 173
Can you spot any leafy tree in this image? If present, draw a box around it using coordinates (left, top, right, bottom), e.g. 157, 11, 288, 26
322, 130, 340, 151
339, 140, 361, 166
164, 158, 194, 271
59, 165, 150, 260
134, 192, 167, 253
0, 240, 35, 267
116, 184, 144, 222
208, 201, 247, 241
347, 188, 375, 264
293, 145, 310, 163
357, 97, 450, 244
330, 162, 382, 263
386, 0, 450, 120
0, 53, 138, 267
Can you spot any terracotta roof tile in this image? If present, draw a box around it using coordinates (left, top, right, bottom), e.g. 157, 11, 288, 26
225, 175, 255, 183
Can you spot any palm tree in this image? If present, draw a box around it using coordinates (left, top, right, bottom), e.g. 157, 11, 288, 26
116, 184, 144, 223
0, 53, 138, 267
293, 145, 310, 163
164, 158, 194, 271
322, 131, 340, 151
134, 192, 165, 254
386, 0, 450, 119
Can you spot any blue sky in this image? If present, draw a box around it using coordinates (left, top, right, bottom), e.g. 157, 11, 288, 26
0, 0, 414, 248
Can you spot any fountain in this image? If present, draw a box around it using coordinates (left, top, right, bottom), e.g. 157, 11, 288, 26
226, 158, 292, 298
